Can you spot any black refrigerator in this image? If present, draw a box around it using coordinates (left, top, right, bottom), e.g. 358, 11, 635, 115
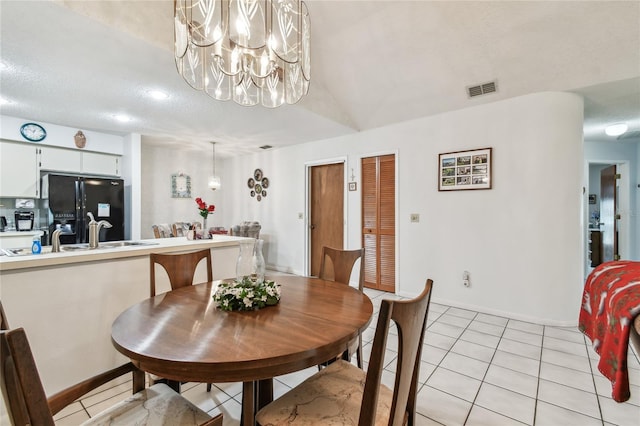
42, 174, 125, 245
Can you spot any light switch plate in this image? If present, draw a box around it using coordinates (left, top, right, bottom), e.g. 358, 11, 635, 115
410, 214, 419, 223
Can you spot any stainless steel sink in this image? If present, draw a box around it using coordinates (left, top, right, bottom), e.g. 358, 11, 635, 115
99, 241, 159, 248
1, 241, 158, 256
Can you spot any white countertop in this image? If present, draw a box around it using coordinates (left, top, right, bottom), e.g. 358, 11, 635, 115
0, 230, 44, 237
0, 235, 251, 272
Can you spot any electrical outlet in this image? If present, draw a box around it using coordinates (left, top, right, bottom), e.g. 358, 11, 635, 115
462, 271, 470, 287
410, 214, 419, 223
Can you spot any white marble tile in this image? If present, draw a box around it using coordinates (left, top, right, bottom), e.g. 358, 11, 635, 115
475, 382, 536, 425
491, 350, 540, 377
506, 319, 544, 335
418, 360, 438, 384
475, 313, 509, 327
446, 306, 478, 319
426, 366, 482, 402
53, 401, 88, 423
541, 348, 592, 374
54, 409, 91, 425
502, 328, 543, 347
484, 364, 538, 398
416, 385, 472, 425
208, 397, 242, 426
466, 405, 527, 426
543, 326, 584, 343
182, 383, 232, 413
428, 303, 449, 314
438, 313, 473, 328
452, 339, 496, 363
543, 335, 590, 357
498, 338, 542, 360
468, 320, 506, 337
424, 330, 457, 350
539, 362, 597, 394
598, 394, 640, 425
534, 400, 602, 426
440, 351, 490, 380
537, 379, 600, 419
428, 321, 465, 339
460, 329, 501, 349
420, 343, 449, 365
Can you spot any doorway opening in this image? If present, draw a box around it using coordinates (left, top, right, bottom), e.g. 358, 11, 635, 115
584, 160, 630, 277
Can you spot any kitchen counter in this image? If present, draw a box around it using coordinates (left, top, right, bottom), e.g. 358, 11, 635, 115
0, 234, 260, 396
0, 230, 44, 249
0, 235, 250, 271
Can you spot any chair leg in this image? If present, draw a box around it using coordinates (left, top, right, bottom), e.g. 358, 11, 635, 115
356, 334, 363, 369
207, 383, 212, 392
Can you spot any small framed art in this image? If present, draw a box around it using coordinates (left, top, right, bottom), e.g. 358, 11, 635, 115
438, 148, 492, 191
348, 182, 357, 191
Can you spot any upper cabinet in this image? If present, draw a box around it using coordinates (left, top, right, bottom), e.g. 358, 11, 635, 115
38, 146, 120, 176
38, 146, 82, 173
81, 152, 120, 176
0, 141, 39, 197
0, 140, 122, 198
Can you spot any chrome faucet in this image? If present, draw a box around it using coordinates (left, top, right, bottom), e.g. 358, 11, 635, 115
51, 229, 65, 253
87, 212, 112, 249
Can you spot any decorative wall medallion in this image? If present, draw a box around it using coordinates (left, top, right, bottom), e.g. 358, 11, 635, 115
248, 178, 255, 188
254, 168, 263, 181
74, 130, 87, 148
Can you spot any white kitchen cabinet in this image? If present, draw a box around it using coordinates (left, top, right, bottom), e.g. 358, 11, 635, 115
82, 151, 120, 176
38, 146, 82, 173
0, 141, 39, 197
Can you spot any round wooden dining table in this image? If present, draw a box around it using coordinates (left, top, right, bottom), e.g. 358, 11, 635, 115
111, 274, 373, 425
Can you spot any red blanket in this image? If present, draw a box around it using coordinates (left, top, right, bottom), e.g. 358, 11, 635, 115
579, 261, 640, 402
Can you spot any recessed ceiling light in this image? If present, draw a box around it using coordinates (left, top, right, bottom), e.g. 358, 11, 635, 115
148, 90, 169, 100
605, 123, 628, 136
113, 114, 132, 123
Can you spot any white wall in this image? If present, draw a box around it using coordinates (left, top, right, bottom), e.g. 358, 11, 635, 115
220, 92, 585, 325
140, 142, 225, 239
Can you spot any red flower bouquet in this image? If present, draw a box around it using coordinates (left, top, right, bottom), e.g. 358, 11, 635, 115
195, 197, 215, 219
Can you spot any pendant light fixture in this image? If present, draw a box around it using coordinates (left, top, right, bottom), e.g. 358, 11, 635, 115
174, 0, 310, 107
208, 142, 221, 191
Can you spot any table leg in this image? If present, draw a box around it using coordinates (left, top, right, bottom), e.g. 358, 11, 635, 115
256, 379, 273, 410
241, 379, 274, 426
242, 381, 256, 426
165, 379, 181, 393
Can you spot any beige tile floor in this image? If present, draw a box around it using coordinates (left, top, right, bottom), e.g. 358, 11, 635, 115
54, 287, 640, 425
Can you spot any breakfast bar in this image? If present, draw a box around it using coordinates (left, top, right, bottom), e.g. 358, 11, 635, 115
0, 235, 250, 395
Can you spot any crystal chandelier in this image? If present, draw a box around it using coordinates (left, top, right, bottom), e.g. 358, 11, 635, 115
174, 0, 310, 107
208, 142, 221, 190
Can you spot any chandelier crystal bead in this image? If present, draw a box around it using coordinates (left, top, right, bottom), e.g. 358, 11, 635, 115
174, 0, 310, 107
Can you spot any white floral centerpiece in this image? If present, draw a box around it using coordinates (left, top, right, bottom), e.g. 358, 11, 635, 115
212, 277, 281, 311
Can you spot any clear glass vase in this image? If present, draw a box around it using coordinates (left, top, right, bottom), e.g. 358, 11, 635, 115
252, 239, 265, 284
236, 240, 255, 282
235, 239, 266, 284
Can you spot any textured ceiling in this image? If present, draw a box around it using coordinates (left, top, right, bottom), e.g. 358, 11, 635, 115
1, 0, 639, 157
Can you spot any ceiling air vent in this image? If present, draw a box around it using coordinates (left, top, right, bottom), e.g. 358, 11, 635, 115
617, 130, 640, 141
467, 81, 498, 98
259, 145, 273, 150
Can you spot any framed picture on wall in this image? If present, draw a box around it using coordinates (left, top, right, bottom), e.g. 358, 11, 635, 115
171, 173, 191, 198
438, 147, 492, 191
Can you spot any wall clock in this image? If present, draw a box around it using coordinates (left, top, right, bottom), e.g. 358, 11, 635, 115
20, 122, 47, 142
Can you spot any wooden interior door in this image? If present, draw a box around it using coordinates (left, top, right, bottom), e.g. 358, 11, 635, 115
362, 155, 395, 292
600, 165, 618, 262
310, 163, 344, 277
